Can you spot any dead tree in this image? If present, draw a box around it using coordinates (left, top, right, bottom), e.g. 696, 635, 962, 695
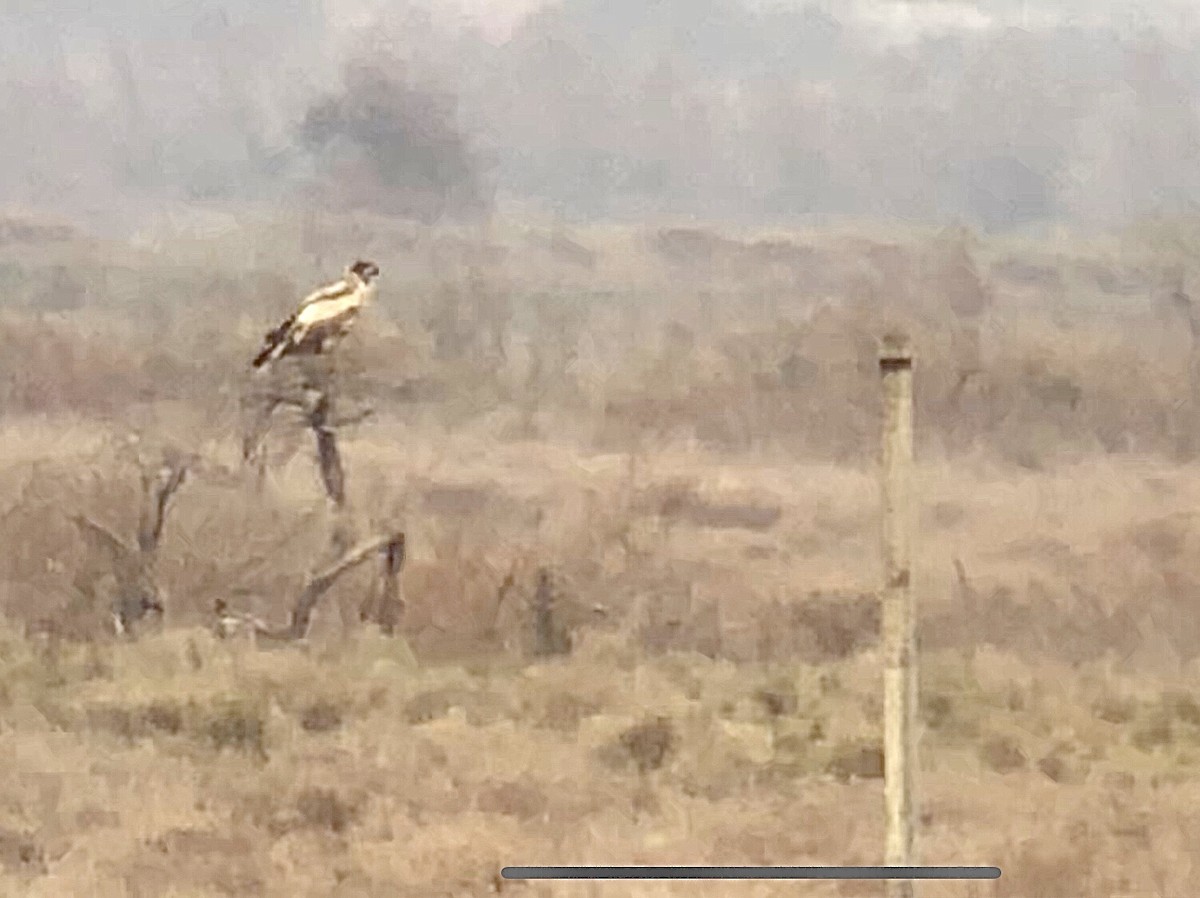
242, 356, 380, 557
532, 567, 560, 656
71, 449, 191, 636
498, 565, 573, 657
210, 532, 406, 643
1160, 265, 1200, 455
240, 390, 280, 490
235, 355, 406, 642
358, 533, 407, 635
241, 356, 372, 506
289, 531, 406, 639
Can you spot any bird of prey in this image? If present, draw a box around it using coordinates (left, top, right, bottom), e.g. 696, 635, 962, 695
252, 260, 380, 369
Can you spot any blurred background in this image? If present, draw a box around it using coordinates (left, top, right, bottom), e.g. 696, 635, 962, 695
4, 0, 1200, 234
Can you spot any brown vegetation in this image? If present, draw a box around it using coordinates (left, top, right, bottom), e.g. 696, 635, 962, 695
1, 213, 1199, 895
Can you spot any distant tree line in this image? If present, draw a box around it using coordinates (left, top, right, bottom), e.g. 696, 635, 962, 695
2, 0, 1200, 229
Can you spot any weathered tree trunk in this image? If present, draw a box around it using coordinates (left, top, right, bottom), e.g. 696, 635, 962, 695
288, 532, 405, 640
73, 450, 191, 636
238, 338, 396, 642
532, 567, 556, 656
531, 567, 571, 657
310, 393, 346, 508
360, 534, 407, 635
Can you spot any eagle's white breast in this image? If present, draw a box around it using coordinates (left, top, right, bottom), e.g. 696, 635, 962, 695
295, 292, 362, 327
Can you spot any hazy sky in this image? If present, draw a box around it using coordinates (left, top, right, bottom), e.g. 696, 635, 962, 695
3, 0, 1200, 231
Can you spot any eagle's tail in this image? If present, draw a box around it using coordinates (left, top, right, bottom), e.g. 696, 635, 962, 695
250, 345, 275, 369
251, 317, 294, 369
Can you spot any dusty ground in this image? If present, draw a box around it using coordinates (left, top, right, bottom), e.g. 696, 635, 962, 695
1, 212, 1199, 896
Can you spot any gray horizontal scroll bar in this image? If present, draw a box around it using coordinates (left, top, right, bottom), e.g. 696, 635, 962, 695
502, 866, 1001, 881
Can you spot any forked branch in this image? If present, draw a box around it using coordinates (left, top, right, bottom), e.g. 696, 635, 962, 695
360, 533, 407, 634
288, 531, 406, 640
71, 450, 192, 636
71, 514, 134, 562
240, 358, 365, 509
137, 458, 190, 553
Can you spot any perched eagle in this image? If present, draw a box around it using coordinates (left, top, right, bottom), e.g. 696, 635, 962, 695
251, 260, 380, 369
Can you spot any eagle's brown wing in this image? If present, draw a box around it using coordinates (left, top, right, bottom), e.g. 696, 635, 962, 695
291, 306, 361, 355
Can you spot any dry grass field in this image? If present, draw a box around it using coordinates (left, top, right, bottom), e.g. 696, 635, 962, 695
1, 210, 1200, 896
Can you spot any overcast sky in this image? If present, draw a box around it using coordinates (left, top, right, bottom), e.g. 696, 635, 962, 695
3, 0, 1199, 232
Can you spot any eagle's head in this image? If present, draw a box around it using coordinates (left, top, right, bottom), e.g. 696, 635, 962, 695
348, 260, 381, 284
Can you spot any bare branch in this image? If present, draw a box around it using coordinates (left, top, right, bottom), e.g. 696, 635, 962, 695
309, 532, 401, 595
70, 514, 135, 562
71, 448, 191, 639
361, 533, 406, 634
242, 395, 282, 463
490, 563, 521, 633
532, 567, 558, 656
0, 474, 34, 527
71, 512, 163, 635
951, 557, 979, 613
330, 407, 375, 428
289, 531, 404, 640
294, 387, 346, 507
314, 427, 346, 507
273, 393, 316, 412
212, 598, 289, 642
137, 457, 190, 554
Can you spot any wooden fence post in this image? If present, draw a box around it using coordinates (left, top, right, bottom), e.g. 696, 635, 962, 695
880, 333, 917, 898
